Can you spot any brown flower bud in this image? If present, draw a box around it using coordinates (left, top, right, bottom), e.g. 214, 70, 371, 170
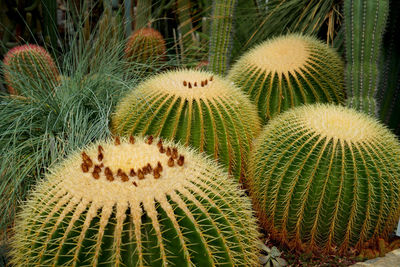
168, 157, 174, 167
138, 169, 144, 180
172, 148, 178, 159
177, 155, 185, 166
129, 135, 135, 144
129, 168, 136, 177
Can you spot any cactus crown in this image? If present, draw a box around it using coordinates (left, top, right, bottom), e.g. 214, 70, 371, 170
11, 136, 260, 266
249, 104, 400, 254
228, 34, 344, 122
246, 34, 309, 73
112, 69, 261, 181
2, 44, 59, 95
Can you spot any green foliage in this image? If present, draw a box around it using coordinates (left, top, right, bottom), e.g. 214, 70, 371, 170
228, 34, 344, 123
249, 104, 400, 254
111, 69, 261, 181
2, 44, 59, 95
207, 0, 237, 75
344, 0, 389, 116
378, 1, 400, 135
10, 137, 260, 266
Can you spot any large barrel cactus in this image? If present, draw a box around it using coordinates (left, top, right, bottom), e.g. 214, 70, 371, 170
125, 27, 167, 65
2, 44, 59, 95
112, 69, 261, 181
248, 104, 400, 253
228, 34, 345, 123
11, 136, 260, 266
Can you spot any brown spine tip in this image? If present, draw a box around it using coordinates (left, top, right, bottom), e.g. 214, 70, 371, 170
210, 75, 213, 81
168, 157, 174, 167
153, 169, 161, 179
130, 168, 136, 177
194, 82, 197, 87
159, 146, 165, 153
132, 181, 138, 187
81, 163, 89, 173
172, 148, 178, 159
129, 135, 135, 144
120, 172, 129, 182
188, 82, 192, 89
146, 135, 153, 145
115, 136, 121, 145
157, 161, 163, 172
177, 155, 185, 166
105, 167, 114, 181
157, 139, 163, 148
166, 147, 172, 156
183, 81, 187, 86
92, 172, 100, 179
138, 169, 144, 180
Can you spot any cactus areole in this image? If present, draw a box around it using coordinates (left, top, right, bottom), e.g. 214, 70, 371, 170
112, 69, 261, 182
11, 136, 260, 266
228, 34, 345, 123
249, 104, 400, 254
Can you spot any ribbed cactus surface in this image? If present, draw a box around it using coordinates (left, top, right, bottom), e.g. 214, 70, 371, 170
125, 27, 167, 65
2, 44, 59, 95
249, 104, 400, 253
344, 0, 389, 116
11, 136, 260, 266
112, 69, 261, 181
228, 34, 344, 123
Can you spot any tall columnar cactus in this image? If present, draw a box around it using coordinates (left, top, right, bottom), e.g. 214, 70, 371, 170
344, 0, 389, 116
10, 136, 260, 266
207, 0, 237, 75
125, 27, 167, 66
378, 2, 400, 135
248, 104, 400, 254
228, 34, 345, 123
2, 44, 59, 95
112, 69, 261, 181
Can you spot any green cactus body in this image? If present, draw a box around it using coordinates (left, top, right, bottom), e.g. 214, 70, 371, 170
11, 136, 260, 266
248, 104, 400, 253
207, 0, 237, 75
3, 44, 59, 95
228, 34, 345, 123
125, 27, 167, 66
111, 69, 261, 181
344, 0, 389, 116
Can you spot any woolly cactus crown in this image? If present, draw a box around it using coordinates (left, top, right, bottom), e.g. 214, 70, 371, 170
11, 136, 260, 266
228, 34, 344, 123
249, 104, 400, 254
3, 44, 59, 95
112, 69, 261, 181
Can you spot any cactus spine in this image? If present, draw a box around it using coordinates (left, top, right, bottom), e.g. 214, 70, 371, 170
228, 34, 345, 123
112, 69, 261, 181
249, 104, 400, 253
11, 136, 260, 266
207, 0, 237, 75
344, 0, 389, 116
125, 27, 167, 66
2, 44, 59, 95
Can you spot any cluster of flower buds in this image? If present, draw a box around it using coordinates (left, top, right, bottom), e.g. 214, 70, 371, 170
79, 136, 185, 187
182, 76, 213, 89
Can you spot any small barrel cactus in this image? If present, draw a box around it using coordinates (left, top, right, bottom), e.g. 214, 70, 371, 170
248, 104, 400, 254
228, 34, 345, 123
125, 27, 167, 65
2, 44, 59, 95
112, 69, 261, 181
11, 136, 260, 266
